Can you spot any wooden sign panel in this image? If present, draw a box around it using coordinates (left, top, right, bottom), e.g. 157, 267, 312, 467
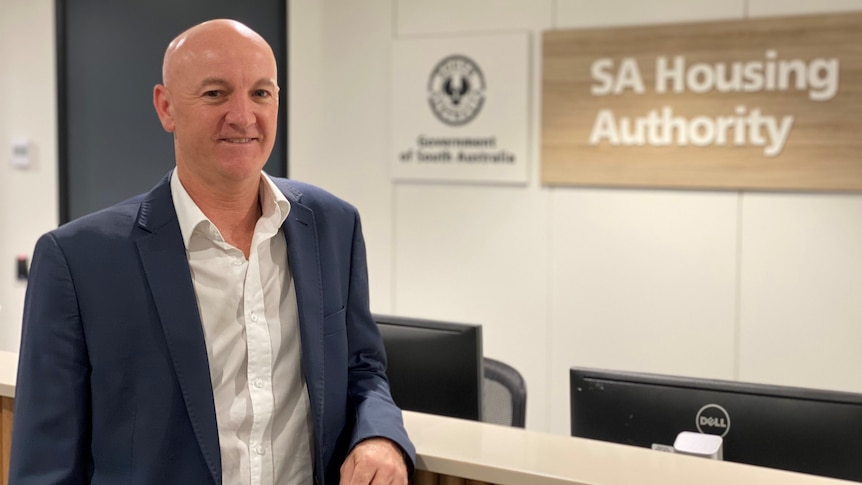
542, 13, 862, 191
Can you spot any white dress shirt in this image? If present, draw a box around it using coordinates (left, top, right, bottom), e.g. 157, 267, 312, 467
171, 170, 313, 485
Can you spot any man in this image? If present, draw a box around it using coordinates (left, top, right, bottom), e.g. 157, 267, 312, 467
10, 19, 413, 485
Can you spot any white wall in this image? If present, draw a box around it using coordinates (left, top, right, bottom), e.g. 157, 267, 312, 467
0, 0, 58, 352
289, 0, 862, 435
2, 0, 861, 437
289, 0, 397, 311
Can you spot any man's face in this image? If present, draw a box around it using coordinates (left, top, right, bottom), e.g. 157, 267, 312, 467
154, 28, 279, 187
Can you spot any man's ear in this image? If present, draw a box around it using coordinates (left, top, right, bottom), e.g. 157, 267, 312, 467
153, 84, 176, 132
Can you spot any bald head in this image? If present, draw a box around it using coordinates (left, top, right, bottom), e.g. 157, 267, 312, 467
152, 18, 280, 194
161, 19, 275, 87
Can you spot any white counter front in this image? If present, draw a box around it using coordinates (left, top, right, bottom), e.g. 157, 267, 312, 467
0, 352, 15, 399
1, 350, 15, 485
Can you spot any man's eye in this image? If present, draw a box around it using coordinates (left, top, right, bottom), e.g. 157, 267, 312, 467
254, 90, 270, 98
204, 90, 220, 97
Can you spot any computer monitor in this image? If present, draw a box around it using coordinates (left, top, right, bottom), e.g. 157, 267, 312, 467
570, 367, 862, 481
374, 314, 483, 421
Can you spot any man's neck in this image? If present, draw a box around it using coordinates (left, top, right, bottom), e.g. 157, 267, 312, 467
178, 170, 263, 258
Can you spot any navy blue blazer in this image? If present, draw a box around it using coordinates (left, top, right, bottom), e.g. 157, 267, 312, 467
10, 173, 415, 485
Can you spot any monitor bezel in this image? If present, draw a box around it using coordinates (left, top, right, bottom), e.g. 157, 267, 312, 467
569, 366, 862, 481
373, 313, 484, 421
571, 367, 862, 407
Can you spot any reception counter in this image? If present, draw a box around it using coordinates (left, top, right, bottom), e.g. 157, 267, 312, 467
1, 351, 15, 485
402, 410, 858, 484
0, 350, 857, 485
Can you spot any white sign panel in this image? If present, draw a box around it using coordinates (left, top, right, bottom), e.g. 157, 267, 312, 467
390, 33, 530, 184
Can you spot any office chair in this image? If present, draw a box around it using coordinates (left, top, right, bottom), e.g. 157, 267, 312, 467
482, 357, 527, 428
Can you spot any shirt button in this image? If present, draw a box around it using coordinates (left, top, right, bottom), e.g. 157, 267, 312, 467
233, 259, 243, 266
255, 445, 266, 456
254, 378, 264, 389
250, 313, 258, 322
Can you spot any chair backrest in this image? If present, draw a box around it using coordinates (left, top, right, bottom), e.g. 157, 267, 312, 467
482, 357, 527, 428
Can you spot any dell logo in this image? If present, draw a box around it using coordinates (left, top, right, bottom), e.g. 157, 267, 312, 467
696, 404, 731, 437
699, 416, 727, 428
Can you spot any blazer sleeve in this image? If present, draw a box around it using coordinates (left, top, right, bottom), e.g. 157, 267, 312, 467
9, 233, 92, 484
342, 210, 416, 470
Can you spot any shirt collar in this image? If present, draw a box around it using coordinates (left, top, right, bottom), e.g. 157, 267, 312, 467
259, 170, 291, 228
170, 169, 291, 249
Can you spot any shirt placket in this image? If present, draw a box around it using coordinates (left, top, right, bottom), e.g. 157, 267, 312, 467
244, 239, 275, 485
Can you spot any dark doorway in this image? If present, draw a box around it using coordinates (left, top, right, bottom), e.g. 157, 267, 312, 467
57, 0, 288, 223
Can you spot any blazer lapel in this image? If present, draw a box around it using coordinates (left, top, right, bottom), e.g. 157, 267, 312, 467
281, 196, 327, 474
135, 175, 222, 484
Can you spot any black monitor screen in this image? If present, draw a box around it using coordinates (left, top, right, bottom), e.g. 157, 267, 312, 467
374, 314, 482, 421
570, 367, 862, 482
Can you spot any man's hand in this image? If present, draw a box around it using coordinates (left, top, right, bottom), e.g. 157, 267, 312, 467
339, 437, 408, 485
